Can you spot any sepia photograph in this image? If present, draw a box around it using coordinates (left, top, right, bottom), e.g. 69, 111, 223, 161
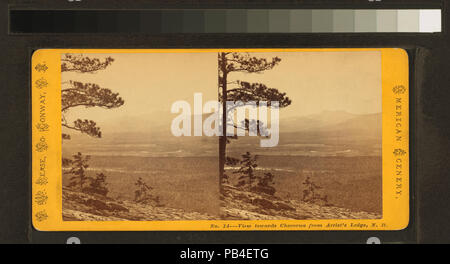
60, 50, 382, 221
61, 52, 220, 221
218, 51, 382, 220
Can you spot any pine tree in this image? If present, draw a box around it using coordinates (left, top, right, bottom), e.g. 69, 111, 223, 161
234, 152, 258, 187
218, 52, 292, 185
134, 177, 162, 206
86, 172, 109, 196
67, 152, 90, 190
61, 54, 124, 174
61, 54, 124, 140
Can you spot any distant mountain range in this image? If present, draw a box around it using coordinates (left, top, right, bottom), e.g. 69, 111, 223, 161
63, 110, 382, 157
280, 110, 381, 134
228, 111, 382, 157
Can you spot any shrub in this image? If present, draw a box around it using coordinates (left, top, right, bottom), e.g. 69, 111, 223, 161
65, 152, 109, 197
66, 152, 90, 190
231, 152, 277, 196
252, 172, 276, 196
302, 176, 329, 204
223, 156, 241, 184
84, 172, 109, 196
234, 152, 258, 187
134, 177, 162, 206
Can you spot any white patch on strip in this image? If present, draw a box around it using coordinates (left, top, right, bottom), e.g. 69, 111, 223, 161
419, 9, 441, 33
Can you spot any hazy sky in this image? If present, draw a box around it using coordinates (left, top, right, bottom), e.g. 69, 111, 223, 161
62, 50, 381, 134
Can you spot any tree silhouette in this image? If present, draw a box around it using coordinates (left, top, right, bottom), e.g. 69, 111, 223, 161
252, 172, 277, 196
61, 54, 124, 140
61, 54, 124, 184
218, 52, 292, 185
231, 152, 276, 195
85, 172, 109, 196
302, 176, 328, 204
234, 152, 258, 187
66, 152, 90, 190
134, 177, 162, 206
134, 177, 153, 202
61, 54, 114, 73
258, 172, 275, 189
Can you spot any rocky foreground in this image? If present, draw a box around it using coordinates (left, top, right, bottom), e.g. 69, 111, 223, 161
63, 185, 381, 221
220, 184, 381, 220
62, 187, 216, 221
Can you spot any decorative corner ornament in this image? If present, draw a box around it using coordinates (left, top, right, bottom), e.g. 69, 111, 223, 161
36, 123, 49, 132
35, 210, 48, 222
35, 191, 48, 205
35, 63, 48, 73
393, 149, 407, 156
392, 85, 406, 95
35, 137, 48, 152
35, 78, 49, 89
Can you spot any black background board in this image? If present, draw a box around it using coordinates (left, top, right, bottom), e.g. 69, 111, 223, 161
0, 0, 448, 244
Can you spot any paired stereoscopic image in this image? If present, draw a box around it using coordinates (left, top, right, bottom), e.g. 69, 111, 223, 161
61, 51, 382, 221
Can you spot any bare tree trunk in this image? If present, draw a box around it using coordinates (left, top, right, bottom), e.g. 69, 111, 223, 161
219, 53, 227, 188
